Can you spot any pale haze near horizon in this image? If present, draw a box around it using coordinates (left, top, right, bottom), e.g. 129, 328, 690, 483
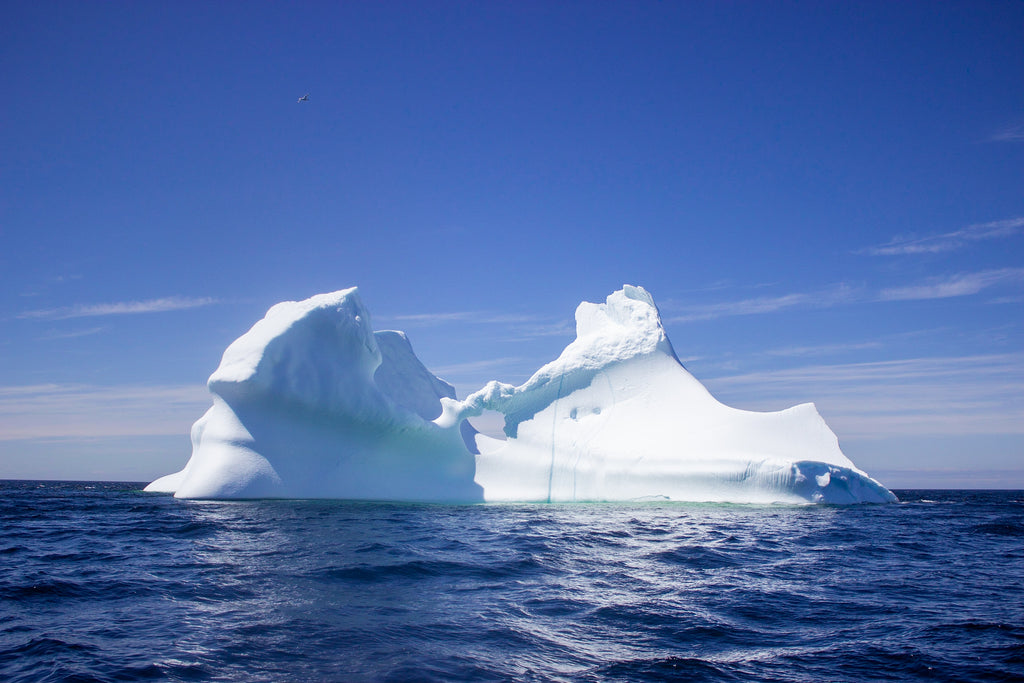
1, 2, 1022, 488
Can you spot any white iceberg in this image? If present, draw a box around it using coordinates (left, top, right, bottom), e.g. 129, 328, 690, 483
147, 286, 896, 504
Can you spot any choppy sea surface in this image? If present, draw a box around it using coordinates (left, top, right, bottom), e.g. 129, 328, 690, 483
1, 482, 1022, 682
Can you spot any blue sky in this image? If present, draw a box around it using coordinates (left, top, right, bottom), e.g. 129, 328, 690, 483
2, 1, 1022, 487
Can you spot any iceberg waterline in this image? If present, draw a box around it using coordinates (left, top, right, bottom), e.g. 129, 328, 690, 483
146, 286, 896, 504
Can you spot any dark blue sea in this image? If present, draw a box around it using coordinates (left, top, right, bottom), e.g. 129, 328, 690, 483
2, 482, 1022, 682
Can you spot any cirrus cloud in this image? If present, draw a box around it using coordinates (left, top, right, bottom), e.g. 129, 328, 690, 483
861, 217, 1024, 256
19, 296, 220, 320
879, 268, 1024, 301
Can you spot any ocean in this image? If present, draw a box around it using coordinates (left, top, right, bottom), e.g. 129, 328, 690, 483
1, 482, 1022, 682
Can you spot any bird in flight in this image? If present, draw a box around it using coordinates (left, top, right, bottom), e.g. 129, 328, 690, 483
297, 93, 309, 103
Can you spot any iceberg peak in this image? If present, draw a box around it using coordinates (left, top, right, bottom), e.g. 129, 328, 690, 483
575, 284, 666, 350
441, 285, 682, 437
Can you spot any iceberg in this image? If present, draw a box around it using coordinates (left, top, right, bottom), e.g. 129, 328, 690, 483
145, 289, 481, 501
147, 286, 896, 504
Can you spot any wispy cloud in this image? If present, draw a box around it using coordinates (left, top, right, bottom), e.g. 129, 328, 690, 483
991, 124, 1024, 142
0, 384, 210, 440
879, 268, 1024, 301
388, 311, 545, 325
19, 296, 220, 320
704, 353, 1024, 438
430, 357, 526, 379
382, 310, 573, 340
502, 319, 576, 340
666, 285, 858, 323
39, 327, 107, 340
388, 311, 482, 324
990, 295, 1024, 305
763, 341, 883, 357
862, 217, 1024, 256
664, 266, 1023, 324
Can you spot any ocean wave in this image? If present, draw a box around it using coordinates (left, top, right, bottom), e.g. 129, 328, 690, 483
1, 482, 1022, 682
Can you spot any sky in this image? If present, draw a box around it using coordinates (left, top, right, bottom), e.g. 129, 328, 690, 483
2, 1, 1022, 488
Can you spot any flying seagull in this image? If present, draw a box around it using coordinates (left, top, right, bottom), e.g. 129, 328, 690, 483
297, 93, 309, 103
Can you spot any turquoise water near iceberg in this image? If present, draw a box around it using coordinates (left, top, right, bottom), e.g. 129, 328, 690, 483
1, 481, 1022, 682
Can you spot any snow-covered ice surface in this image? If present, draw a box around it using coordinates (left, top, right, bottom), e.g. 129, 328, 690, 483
146, 289, 481, 501
147, 286, 896, 504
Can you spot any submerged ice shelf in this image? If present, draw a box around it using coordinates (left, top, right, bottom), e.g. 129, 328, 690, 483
147, 286, 896, 504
